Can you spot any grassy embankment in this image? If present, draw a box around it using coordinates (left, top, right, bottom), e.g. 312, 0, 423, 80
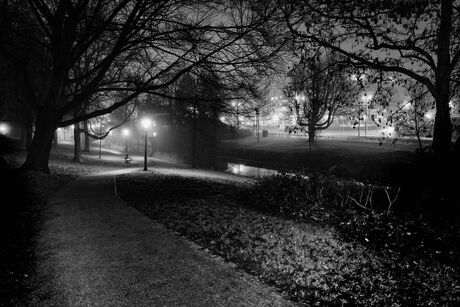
116, 169, 460, 305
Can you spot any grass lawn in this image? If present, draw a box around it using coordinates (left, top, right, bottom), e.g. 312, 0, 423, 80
2, 138, 458, 305
217, 136, 421, 185
116, 171, 460, 306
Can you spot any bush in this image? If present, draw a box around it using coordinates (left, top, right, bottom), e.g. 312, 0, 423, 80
242, 173, 396, 219
241, 173, 460, 267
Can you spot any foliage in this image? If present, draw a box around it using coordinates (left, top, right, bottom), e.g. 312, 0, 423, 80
242, 173, 460, 268
117, 172, 460, 305
0, 0, 283, 171
387, 83, 435, 152
283, 0, 459, 154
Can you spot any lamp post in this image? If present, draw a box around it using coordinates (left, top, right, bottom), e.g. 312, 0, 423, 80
122, 128, 130, 154
254, 108, 259, 143
94, 121, 102, 159
141, 118, 152, 171
98, 119, 102, 159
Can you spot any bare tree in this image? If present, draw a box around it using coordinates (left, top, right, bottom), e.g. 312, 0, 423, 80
0, 0, 282, 172
283, 50, 359, 147
282, 0, 460, 156
391, 84, 434, 151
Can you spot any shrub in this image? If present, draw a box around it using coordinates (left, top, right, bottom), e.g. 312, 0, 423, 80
241, 173, 460, 267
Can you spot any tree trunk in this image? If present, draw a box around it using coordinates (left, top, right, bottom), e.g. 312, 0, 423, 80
308, 130, 315, 143
433, 95, 453, 155
414, 106, 424, 153
20, 122, 33, 150
20, 114, 57, 172
211, 107, 217, 168
83, 120, 90, 152
20, 123, 27, 149
453, 135, 460, 154
432, 0, 453, 155
73, 122, 83, 163
307, 128, 316, 152
53, 130, 59, 147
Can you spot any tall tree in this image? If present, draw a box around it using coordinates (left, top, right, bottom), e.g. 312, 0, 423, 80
283, 51, 359, 146
283, 0, 460, 156
0, 0, 281, 172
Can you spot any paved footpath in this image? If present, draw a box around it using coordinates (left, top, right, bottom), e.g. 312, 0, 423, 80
29, 168, 295, 306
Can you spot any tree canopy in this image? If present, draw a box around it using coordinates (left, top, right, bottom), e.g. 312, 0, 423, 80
283, 0, 460, 154
0, 0, 284, 171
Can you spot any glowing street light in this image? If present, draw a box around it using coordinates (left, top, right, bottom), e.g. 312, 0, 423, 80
141, 118, 152, 171
0, 123, 9, 135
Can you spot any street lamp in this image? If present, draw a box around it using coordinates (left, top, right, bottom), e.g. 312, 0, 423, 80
141, 118, 152, 171
0, 123, 9, 135
122, 128, 130, 154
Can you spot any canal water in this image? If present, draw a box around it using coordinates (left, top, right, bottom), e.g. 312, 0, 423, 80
225, 162, 279, 178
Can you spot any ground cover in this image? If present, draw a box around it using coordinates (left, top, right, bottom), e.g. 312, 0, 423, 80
116, 171, 460, 306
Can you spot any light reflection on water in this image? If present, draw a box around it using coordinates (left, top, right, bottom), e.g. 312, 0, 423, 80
226, 163, 279, 178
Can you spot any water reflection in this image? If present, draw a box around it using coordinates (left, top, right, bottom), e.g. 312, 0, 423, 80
226, 163, 278, 178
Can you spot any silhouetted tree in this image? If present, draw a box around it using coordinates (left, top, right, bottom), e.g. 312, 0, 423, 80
283, 0, 459, 156
392, 83, 435, 151
0, 0, 281, 172
283, 51, 359, 147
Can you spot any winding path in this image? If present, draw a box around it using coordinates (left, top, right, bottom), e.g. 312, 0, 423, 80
29, 168, 294, 306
